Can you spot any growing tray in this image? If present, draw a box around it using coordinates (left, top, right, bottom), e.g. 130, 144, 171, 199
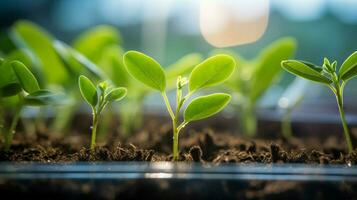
1, 162, 356, 199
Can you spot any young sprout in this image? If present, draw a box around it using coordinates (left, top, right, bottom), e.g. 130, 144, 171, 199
78, 75, 127, 151
0, 60, 59, 151
123, 51, 235, 161
281, 51, 357, 152
216, 37, 297, 136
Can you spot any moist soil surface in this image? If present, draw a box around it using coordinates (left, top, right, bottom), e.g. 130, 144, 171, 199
1, 118, 357, 200
1, 118, 357, 164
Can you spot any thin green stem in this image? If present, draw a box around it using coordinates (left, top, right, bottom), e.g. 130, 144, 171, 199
161, 92, 175, 120
90, 110, 98, 151
334, 87, 353, 153
5, 93, 23, 151
282, 108, 293, 139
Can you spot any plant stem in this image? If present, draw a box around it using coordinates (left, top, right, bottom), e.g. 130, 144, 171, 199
241, 103, 257, 137
90, 111, 98, 151
281, 108, 293, 139
5, 94, 23, 151
335, 89, 353, 153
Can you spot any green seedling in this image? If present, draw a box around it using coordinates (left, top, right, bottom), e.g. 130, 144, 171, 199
0, 60, 59, 150
78, 75, 127, 151
216, 37, 296, 136
73, 25, 203, 136
123, 51, 235, 160
281, 51, 357, 152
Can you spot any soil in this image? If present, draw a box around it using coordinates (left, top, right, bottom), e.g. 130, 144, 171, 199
1, 117, 357, 200
1, 117, 357, 164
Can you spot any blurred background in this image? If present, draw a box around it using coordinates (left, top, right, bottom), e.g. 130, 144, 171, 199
0, 0, 357, 124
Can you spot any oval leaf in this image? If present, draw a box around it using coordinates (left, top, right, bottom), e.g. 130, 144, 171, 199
339, 51, 357, 82
184, 93, 231, 122
106, 87, 127, 102
281, 60, 332, 84
11, 60, 40, 93
24, 90, 64, 106
249, 37, 296, 102
78, 75, 98, 107
123, 51, 166, 92
189, 54, 235, 92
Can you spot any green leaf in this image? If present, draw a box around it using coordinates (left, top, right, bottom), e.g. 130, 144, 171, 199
249, 37, 296, 102
281, 60, 332, 84
97, 45, 129, 87
0, 60, 22, 97
189, 54, 235, 92
78, 75, 98, 107
11, 60, 40, 93
184, 93, 231, 122
24, 90, 63, 106
53, 40, 107, 80
339, 51, 357, 82
73, 25, 122, 63
10, 20, 68, 84
123, 51, 166, 92
106, 87, 127, 102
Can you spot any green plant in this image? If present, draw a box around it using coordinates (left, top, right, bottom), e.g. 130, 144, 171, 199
281, 51, 357, 152
72, 25, 203, 136
216, 37, 296, 136
0, 60, 59, 150
78, 75, 127, 151
123, 51, 235, 160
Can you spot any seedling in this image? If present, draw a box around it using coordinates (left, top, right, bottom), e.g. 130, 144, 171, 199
123, 51, 235, 160
216, 37, 296, 136
281, 51, 357, 152
78, 75, 127, 151
72, 25, 203, 136
0, 60, 59, 150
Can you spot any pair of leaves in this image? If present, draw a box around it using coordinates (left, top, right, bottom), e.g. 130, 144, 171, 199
0, 60, 39, 97
282, 51, 357, 85
0, 60, 60, 106
78, 75, 127, 108
123, 51, 234, 123
123, 51, 235, 93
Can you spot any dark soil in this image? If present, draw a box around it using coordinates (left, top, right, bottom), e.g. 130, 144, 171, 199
1, 118, 357, 165
1, 118, 357, 200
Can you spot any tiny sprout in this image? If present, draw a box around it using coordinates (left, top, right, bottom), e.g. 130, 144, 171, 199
78, 75, 127, 151
0, 60, 59, 150
281, 51, 357, 153
123, 51, 235, 161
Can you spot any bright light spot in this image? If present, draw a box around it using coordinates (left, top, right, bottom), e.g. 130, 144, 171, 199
200, 0, 269, 47
278, 97, 290, 109
145, 173, 173, 178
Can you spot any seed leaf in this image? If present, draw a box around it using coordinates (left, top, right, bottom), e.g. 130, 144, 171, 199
11, 20, 68, 84
339, 51, 357, 82
249, 37, 296, 102
106, 87, 127, 102
24, 90, 62, 106
281, 60, 332, 84
11, 60, 40, 93
73, 25, 122, 62
123, 51, 166, 92
189, 55, 235, 92
184, 93, 231, 122
0, 60, 22, 97
78, 75, 98, 107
